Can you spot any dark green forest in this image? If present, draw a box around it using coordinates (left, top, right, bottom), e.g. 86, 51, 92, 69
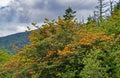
0, 1, 120, 78
0, 32, 29, 54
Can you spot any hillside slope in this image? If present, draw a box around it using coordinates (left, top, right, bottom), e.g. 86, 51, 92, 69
0, 32, 30, 54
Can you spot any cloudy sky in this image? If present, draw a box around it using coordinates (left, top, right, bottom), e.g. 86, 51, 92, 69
0, 0, 118, 37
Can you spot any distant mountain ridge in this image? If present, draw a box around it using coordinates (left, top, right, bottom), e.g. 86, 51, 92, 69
0, 32, 30, 54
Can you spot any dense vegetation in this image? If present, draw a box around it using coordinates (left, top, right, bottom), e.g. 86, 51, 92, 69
0, 49, 10, 66
0, 6, 120, 77
0, 32, 29, 54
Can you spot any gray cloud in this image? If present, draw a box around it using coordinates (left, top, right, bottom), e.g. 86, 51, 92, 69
0, 0, 98, 23
0, 0, 107, 37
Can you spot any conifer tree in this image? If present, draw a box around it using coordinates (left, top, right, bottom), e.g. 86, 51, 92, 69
63, 7, 76, 20
114, 0, 120, 12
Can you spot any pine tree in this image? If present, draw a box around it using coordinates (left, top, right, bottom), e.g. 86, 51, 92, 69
114, 1, 120, 12
63, 7, 76, 21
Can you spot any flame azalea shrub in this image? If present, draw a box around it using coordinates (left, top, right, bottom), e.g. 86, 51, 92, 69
0, 16, 120, 78
0, 56, 26, 78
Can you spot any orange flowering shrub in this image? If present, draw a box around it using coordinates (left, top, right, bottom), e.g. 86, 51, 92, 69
72, 30, 116, 51
1, 14, 120, 78
58, 45, 75, 56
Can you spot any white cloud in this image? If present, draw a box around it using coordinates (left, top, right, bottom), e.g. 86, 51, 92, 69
0, 22, 43, 37
0, 23, 27, 37
0, 0, 12, 6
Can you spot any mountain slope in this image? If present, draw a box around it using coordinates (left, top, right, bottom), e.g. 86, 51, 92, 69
0, 32, 30, 54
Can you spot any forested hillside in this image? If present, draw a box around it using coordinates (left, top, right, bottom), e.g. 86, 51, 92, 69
0, 32, 30, 54
0, 3, 120, 78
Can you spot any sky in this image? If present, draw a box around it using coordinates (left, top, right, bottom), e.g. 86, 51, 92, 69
0, 0, 119, 37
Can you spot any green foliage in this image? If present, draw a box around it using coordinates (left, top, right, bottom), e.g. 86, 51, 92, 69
63, 7, 76, 20
0, 8, 120, 78
100, 11, 120, 35
0, 32, 30, 54
114, 3, 120, 13
86, 15, 96, 25
0, 49, 10, 66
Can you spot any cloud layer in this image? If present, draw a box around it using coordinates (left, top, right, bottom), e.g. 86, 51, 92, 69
0, 0, 98, 23
0, 0, 99, 36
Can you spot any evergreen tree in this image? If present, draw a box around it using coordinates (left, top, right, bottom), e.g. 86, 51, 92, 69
114, 1, 120, 12
86, 15, 95, 24
63, 7, 76, 20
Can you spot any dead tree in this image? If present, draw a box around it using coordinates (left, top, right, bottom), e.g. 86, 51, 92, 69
96, 0, 107, 22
